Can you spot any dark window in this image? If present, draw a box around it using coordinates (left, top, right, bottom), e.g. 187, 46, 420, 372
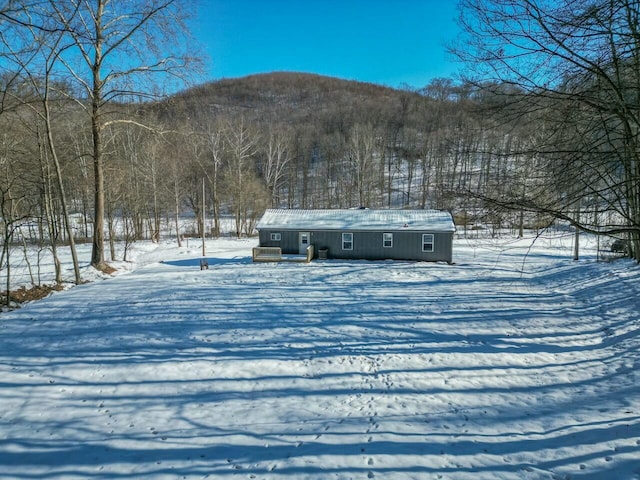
383, 233, 393, 248
342, 233, 353, 250
422, 234, 434, 252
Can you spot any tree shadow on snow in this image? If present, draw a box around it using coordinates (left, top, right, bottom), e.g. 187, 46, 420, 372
0, 255, 639, 479
162, 256, 252, 267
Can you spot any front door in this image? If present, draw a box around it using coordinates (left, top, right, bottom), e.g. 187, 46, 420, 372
298, 232, 310, 254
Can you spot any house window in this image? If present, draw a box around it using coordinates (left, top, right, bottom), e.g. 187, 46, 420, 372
422, 234, 434, 252
342, 232, 353, 250
383, 232, 393, 248
270, 232, 281, 241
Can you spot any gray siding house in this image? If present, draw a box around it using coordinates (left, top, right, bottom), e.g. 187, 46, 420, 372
256, 208, 455, 263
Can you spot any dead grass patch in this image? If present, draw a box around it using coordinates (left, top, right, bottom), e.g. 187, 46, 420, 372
1, 284, 65, 307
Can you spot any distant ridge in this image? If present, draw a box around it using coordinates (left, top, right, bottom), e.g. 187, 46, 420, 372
160, 71, 422, 124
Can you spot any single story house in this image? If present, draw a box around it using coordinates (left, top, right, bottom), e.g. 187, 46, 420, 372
256, 208, 455, 263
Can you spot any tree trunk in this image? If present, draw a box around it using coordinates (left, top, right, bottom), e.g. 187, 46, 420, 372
91, 113, 106, 269
37, 128, 63, 285
573, 200, 581, 261
174, 178, 182, 247
43, 79, 82, 284
90, 1, 106, 270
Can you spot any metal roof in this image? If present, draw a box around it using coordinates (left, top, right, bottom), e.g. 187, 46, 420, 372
256, 209, 456, 232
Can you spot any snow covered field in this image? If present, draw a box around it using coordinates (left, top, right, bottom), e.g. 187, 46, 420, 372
0, 234, 639, 479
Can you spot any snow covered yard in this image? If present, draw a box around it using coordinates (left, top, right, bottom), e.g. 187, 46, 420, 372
0, 235, 639, 480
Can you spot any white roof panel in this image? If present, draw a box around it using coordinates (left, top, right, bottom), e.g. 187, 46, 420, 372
256, 209, 455, 232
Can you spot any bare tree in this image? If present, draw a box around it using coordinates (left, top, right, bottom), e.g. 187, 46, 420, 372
222, 117, 266, 237
260, 125, 290, 207
204, 120, 225, 237
455, 0, 640, 260
347, 123, 377, 207
1, 1, 84, 283
4, 0, 202, 270
0, 123, 39, 306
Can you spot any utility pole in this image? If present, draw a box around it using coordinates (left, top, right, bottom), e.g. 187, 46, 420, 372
573, 198, 581, 261
202, 177, 206, 257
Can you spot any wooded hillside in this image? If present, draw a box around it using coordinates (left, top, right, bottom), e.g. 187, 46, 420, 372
1, 70, 636, 252
151, 72, 497, 230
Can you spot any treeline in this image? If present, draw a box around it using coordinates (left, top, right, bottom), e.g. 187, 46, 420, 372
0, 70, 521, 250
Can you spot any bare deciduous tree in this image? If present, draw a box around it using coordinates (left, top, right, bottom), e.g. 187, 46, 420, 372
223, 117, 266, 237
18, 0, 202, 269
260, 125, 290, 207
454, 0, 640, 260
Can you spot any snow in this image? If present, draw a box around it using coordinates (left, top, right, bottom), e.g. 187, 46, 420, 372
0, 233, 639, 479
256, 209, 456, 232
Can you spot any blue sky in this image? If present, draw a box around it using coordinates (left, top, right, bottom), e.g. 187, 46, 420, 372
194, 0, 461, 89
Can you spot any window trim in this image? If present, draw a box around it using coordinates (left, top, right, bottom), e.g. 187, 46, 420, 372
270, 232, 281, 241
342, 232, 353, 250
422, 233, 434, 252
383, 232, 393, 248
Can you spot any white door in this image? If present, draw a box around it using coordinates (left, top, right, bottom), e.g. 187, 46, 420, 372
298, 232, 310, 254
